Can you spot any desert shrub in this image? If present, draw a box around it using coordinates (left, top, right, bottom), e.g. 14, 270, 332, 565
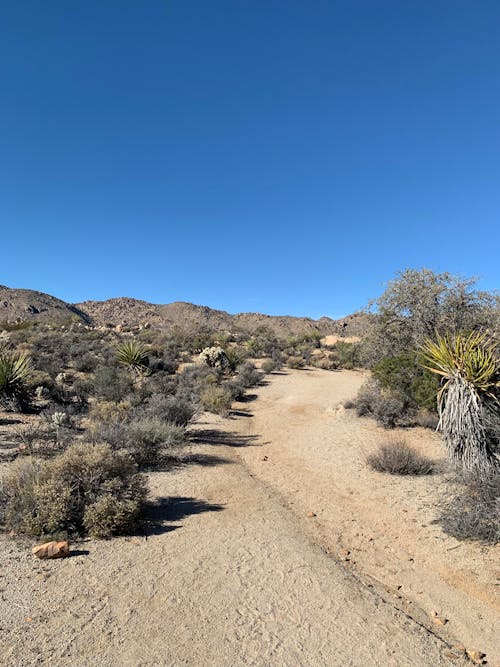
201, 385, 233, 416
143, 394, 196, 426
287, 356, 305, 369
116, 340, 149, 375
372, 354, 439, 413
72, 378, 93, 410
355, 380, 408, 427
74, 351, 99, 373
224, 346, 247, 371
199, 346, 229, 371
126, 418, 186, 467
261, 359, 276, 374
436, 471, 499, 543
0, 348, 33, 412
175, 365, 219, 404
367, 439, 434, 475
236, 361, 263, 388
88, 400, 132, 426
331, 341, 361, 369
0, 443, 147, 538
146, 351, 179, 375
93, 365, 133, 402
310, 353, 338, 371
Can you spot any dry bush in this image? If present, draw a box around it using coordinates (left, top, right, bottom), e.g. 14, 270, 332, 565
286, 356, 305, 369
0, 443, 147, 539
366, 438, 435, 475
235, 361, 263, 388
436, 471, 499, 544
126, 418, 186, 467
355, 380, 408, 427
201, 385, 233, 416
143, 394, 196, 426
260, 359, 277, 374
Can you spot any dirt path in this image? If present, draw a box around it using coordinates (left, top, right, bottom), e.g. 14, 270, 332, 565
233, 368, 499, 665
0, 369, 493, 666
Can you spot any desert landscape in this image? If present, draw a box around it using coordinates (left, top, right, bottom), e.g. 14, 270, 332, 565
0, 272, 498, 667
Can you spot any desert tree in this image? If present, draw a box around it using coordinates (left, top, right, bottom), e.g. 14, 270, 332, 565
421, 331, 499, 473
363, 269, 500, 365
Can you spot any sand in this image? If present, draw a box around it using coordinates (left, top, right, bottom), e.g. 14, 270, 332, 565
0, 368, 497, 666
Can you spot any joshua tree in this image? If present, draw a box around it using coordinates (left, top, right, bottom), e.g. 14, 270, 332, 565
421, 331, 499, 473
116, 340, 149, 376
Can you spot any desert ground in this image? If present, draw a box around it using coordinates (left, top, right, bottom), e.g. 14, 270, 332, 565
0, 369, 498, 666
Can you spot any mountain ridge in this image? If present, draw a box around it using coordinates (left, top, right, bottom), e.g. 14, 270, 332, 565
0, 285, 372, 338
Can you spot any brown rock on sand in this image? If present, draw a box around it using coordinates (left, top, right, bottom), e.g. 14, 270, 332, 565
32, 541, 70, 559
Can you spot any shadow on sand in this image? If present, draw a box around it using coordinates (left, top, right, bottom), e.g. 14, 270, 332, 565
143, 496, 224, 536
189, 428, 260, 448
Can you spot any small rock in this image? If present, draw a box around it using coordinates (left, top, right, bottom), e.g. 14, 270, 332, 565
262, 456, 269, 461
452, 644, 466, 654
432, 616, 448, 626
466, 649, 486, 664
306, 511, 317, 518
32, 541, 70, 559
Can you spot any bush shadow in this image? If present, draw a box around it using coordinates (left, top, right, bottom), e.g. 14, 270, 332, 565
189, 429, 260, 448
143, 496, 224, 535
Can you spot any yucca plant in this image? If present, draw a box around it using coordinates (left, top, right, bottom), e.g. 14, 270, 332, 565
421, 332, 500, 473
0, 350, 33, 404
116, 340, 149, 376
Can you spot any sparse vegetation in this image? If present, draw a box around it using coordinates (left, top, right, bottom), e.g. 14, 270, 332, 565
366, 439, 435, 475
436, 471, 499, 544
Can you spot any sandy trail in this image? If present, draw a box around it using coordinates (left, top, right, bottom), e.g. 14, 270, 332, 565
0, 369, 491, 666
234, 368, 499, 665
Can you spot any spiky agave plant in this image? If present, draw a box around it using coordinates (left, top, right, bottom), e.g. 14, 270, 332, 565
116, 339, 149, 376
421, 332, 500, 473
0, 349, 33, 402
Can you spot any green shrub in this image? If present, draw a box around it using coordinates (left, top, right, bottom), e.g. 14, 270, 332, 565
224, 346, 247, 371
0, 348, 33, 411
366, 439, 435, 475
201, 385, 233, 416
116, 340, 149, 375
0, 443, 147, 538
372, 353, 439, 412
331, 341, 361, 369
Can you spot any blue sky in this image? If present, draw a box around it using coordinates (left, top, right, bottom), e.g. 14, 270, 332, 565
1, 1, 499, 318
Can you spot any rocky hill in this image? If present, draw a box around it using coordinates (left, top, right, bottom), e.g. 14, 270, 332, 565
0, 285, 372, 338
0, 285, 90, 325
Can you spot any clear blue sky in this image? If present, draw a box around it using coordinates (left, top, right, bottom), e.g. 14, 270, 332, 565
1, 1, 499, 318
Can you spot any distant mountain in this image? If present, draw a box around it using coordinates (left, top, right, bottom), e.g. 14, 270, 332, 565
0, 285, 90, 324
0, 285, 372, 338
